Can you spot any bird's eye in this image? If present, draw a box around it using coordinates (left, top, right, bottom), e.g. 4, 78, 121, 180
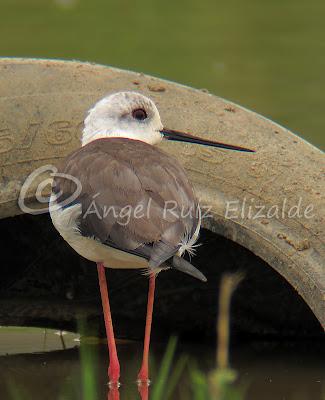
132, 108, 147, 121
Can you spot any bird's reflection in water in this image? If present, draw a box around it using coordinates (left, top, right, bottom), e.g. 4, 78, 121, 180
107, 386, 120, 400
137, 382, 149, 400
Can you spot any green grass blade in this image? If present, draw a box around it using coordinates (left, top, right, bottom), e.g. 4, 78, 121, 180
78, 319, 98, 400
165, 354, 188, 400
151, 336, 178, 400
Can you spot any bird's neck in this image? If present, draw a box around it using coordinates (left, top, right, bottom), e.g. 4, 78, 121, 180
81, 128, 162, 147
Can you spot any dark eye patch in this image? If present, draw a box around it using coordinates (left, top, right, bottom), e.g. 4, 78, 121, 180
132, 108, 147, 121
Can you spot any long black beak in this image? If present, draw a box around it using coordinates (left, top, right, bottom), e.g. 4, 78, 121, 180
161, 129, 255, 153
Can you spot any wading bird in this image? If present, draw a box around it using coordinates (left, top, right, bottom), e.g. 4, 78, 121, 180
49, 91, 254, 387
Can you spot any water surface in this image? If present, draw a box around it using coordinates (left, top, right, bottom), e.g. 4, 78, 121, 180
0, 327, 324, 400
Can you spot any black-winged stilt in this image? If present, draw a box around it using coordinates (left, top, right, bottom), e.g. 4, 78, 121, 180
49, 91, 254, 387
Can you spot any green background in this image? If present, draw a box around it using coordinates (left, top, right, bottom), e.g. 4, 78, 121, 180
0, 0, 324, 149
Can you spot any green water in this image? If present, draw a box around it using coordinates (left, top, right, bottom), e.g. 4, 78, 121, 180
0, 0, 324, 149
1, 328, 324, 400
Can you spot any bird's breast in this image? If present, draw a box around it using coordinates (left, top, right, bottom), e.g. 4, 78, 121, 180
49, 195, 148, 269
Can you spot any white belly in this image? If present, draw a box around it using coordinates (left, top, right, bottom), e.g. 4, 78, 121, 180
49, 195, 148, 269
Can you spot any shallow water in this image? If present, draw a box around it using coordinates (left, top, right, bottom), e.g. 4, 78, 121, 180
0, 327, 324, 400
0, 0, 324, 149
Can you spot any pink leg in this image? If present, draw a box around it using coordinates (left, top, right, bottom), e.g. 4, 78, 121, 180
97, 262, 120, 386
137, 273, 156, 385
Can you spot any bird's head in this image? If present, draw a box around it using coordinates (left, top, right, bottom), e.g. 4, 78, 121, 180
82, 91, 163, 146
82, 91, 255, 153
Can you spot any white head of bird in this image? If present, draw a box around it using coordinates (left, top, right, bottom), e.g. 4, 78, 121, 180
82, 90, 255, 153
82, 91, 163, 146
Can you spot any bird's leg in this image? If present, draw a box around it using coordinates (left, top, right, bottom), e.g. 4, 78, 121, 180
137, 272, 156, 385
97, 262, 120, 387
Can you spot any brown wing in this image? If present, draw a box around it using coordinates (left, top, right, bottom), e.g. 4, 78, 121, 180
52, 138, 199, 267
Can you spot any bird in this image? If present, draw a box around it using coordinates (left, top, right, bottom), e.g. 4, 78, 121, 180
49, 91, 254, 387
